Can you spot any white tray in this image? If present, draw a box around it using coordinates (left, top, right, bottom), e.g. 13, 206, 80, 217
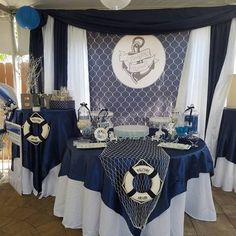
158, 142, 191, 150
73, 141, 107, 149
114, 125, 149, 139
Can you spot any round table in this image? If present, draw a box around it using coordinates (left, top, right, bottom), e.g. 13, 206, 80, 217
12, 108, 79, 195
54, 139, 216, 236
213, 108, 236, 191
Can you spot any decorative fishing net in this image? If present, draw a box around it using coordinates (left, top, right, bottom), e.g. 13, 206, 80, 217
99, 139, 170, 229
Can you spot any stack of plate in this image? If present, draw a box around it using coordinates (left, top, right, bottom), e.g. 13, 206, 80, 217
158, 142, 191, 150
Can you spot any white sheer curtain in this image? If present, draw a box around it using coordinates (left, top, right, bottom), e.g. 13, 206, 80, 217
67, 25, 90, 112
17, 26, 29, 56
206, 18, 236, 192
205, 18, 236, 162
175, 27, 211, 139
42, 16, 54, 94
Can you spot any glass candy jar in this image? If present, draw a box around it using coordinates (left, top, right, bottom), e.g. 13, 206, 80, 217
77, 102, 92, 138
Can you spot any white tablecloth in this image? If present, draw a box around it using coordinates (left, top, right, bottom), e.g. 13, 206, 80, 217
54, 173, 216, 236
212, 157, 236, 192
22, 164, 61, 197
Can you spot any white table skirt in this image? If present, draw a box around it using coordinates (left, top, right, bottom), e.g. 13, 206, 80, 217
212, 157, 236, 192
22, 164, 61, 197
54, 173, 216, 236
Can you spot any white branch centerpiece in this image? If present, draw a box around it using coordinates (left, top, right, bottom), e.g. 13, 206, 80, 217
20, 56, 43, 109
27, 56, 43, 94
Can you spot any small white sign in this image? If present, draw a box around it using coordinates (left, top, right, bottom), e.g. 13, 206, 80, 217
112, 35, 166, 89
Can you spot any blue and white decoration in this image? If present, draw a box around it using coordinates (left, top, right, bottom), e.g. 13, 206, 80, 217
99, 139, 170, 229
27, 7, 236, 194
88, 31, 189, 125
13, 7, 236, 236
112, 35, 166, 89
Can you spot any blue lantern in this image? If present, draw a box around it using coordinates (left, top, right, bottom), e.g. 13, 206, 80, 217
16, 6, 41, 30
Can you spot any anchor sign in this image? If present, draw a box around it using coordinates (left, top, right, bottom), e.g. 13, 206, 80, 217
112, 35, 166, 89
120, 37, 157, 83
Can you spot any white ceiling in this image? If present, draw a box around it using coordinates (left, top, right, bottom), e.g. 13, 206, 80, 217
1, 0, 236, 10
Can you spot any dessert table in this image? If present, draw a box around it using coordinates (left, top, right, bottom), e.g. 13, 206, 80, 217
54, 139, 216, 236
12, 108, 79, 196
213, 108, 236, 191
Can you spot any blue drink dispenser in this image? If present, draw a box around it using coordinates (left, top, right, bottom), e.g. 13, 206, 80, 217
184, 104, 198, 133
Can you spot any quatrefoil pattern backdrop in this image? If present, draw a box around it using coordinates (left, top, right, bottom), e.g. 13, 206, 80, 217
87, 31, 190, 125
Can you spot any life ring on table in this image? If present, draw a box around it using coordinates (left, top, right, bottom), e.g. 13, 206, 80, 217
94, 127, 108, 142
23, 112, 50, 145
122, 159, 161, 204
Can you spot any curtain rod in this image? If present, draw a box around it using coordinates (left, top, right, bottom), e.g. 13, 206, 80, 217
0, 3, 12, 14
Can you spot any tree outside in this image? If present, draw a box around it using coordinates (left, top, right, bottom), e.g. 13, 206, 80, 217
0, 54, 6, 62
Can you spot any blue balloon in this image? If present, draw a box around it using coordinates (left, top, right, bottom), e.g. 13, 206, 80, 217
16, 6, 41, 30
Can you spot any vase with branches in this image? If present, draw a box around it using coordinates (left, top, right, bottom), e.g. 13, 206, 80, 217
27, 56, 43, 94
17, 55, 43, 109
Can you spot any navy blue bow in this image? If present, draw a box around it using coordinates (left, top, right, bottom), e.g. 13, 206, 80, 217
184, 105, 195, 125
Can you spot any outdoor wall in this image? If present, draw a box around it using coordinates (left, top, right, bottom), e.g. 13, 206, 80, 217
0, 63, 13, 87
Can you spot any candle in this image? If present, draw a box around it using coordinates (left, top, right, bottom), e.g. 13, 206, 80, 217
227, 74, 236, 108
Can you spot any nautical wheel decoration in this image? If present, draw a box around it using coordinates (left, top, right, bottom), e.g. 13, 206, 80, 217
112, 35, 166, 89
23, 112, 50, 145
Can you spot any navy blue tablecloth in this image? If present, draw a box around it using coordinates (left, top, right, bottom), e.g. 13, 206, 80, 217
59, 139, 213, 236
12, 109, 79, 193
216, 108, 236, 164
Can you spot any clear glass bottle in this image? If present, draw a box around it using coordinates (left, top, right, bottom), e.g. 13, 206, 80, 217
78, 103, 90, 120
77, 103, 91, 137
171, 109, 183, 126
171, 110, 178, 124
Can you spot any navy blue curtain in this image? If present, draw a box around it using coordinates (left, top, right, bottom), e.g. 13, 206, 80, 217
29, 28, 44, 93
53, 20, 68, 89
42, 6, 236, 34
206, 20, 232, 129
29, 5, 236, 126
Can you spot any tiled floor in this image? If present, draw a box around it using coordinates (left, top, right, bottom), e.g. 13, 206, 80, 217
0, 183, 235, 236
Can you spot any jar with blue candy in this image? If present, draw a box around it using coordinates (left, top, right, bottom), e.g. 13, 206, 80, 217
184, 104, 198, 133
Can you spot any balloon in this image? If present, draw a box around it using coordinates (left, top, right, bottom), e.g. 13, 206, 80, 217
16, 6, 41, 30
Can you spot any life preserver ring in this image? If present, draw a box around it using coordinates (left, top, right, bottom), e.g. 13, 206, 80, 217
94, 127, 108, 142
122, 159, 161, 204
23, 112, 50, 145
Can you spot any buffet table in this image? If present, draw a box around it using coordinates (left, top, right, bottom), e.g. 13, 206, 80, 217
213, 108, 236, 191
12, 109, 79, 196
54, 139, 216, 236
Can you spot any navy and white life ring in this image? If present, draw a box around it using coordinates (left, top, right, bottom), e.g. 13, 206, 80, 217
122, 159, 161, 204
94, 127, 108, 142
23, 112, 50, 145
